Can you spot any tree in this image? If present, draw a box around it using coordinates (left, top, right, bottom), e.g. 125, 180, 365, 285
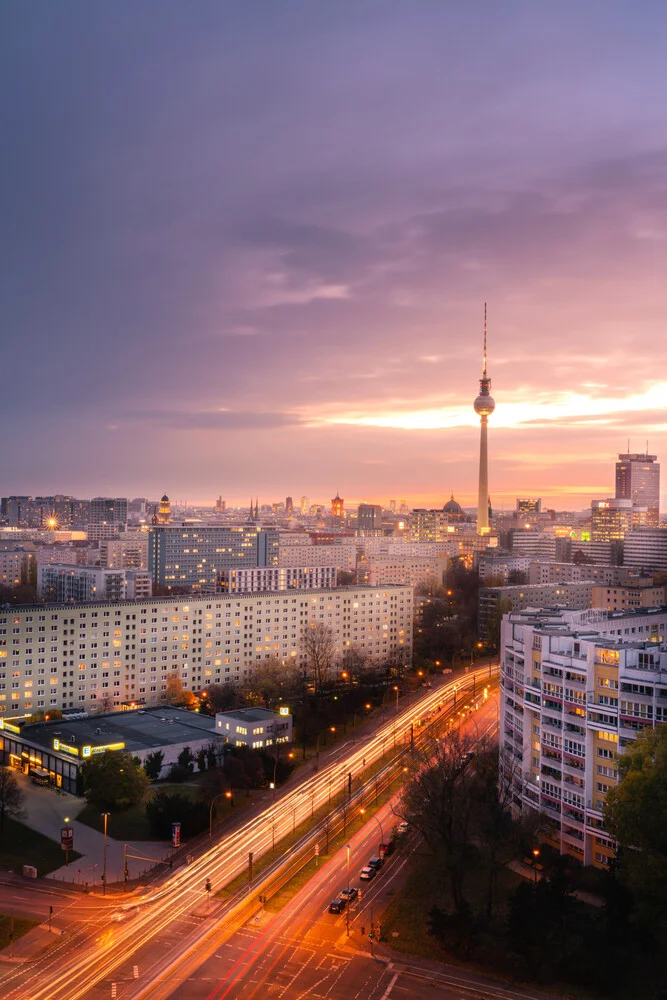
81, 751, 149, 811
143, 750, 165, 782
177, 746, 195, 773
164, 673, 197, 708
399, 728, 480, 909
507, 569, 528, 585
199, 683, 247, 716
302, 622, 337, 692
337, 569, 356, 586
196, 747, 207, 772
242, 658, 297, 708
0, 766, 25, 836
206, 743, 220, 769
145, 790, 208, 839
605, 725, 667, 931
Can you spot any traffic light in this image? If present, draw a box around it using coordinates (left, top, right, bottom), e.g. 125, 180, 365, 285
205, 879, 212, 893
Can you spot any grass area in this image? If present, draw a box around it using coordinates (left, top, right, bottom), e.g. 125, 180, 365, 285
76, 781, 250, 842
0, 817, 82, 876
0, 914, 39, 950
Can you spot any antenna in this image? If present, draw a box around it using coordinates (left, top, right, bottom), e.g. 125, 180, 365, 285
482, 302, 488, 376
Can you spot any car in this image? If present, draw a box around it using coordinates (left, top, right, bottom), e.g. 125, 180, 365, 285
328, 898, 346, 913
379, 839, 395, 857
340, 887, 359, 902
359, 866, 376, 880
397, 821, 409, 835
368, 856, 384, 870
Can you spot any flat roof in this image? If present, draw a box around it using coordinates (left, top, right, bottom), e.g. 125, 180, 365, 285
19, 706, 217, 754
216, 708, 284, 723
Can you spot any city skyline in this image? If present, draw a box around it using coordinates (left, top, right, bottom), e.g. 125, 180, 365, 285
2, 4, 667, 507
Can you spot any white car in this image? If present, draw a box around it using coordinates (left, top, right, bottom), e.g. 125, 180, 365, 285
397, 821, 409, 835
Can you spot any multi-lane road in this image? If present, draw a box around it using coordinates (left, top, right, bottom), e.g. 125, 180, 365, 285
0, 667, 501, 1000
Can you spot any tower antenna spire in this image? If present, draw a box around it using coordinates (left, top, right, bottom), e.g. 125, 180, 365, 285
483, 302, 488, 376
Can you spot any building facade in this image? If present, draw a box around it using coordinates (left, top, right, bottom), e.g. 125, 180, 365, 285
591, 498, 633, 541
479, 581, 594, 639
215, 707, 292, 749
0, 585, 413, 716
357, 504, 383, 532
219, 565, 336, 593
148, 524, 280, 591
591, 582, 665, 611
38, 565, 128, 603
499, 605, 667, 867
615, 452, 660, 526
623, 527, 667, 572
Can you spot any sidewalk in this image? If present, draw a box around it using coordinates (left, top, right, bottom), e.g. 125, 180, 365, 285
0, 923, 63, 964
15, 775, 169, 885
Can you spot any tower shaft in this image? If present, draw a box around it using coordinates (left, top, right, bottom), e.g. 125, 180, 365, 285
477, 415, 489, 533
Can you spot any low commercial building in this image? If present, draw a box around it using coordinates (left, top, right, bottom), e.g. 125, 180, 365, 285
499, 605, 667, 867
215, 707, 292, 749
0, 706, 222, 792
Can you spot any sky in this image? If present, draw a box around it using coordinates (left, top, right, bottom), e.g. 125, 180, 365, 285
2, 1, 667, 511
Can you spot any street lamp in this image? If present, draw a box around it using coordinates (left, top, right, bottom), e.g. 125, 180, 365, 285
532, 847, 540, 884
346, 843, 351, 937
360, 807, 384, 850
101, 812, 110, 895
209, 789, 233, 838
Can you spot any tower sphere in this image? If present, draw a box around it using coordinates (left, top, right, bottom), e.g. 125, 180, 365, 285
474, 393, 495, 416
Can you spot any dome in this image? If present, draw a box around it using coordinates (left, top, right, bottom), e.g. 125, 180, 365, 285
443, 495, 463, 515
161, 494, 169, 502
474, 393, 495, 416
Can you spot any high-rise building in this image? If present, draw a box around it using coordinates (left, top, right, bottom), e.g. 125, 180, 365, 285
516, 498, 542, 519
300, 496, 309, 515
623, 527, 667, 572
500, 605, 667, 868
357, 504, 383, 532
148, 524, 280, 591
331, 493, 344, 519
90, 497, 128, 527
473, 305, 495, 535
591, 498, 633, 541
285, 496, 294, 515
615, 452, 660, 526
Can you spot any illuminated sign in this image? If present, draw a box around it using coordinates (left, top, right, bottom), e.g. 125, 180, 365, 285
54, 741, 79, 756
0, 720, 21, 734
90, 742, 125, 754
279, 706, 290, 716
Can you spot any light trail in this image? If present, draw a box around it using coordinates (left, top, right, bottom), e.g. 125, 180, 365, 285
5, 667, 497, 1000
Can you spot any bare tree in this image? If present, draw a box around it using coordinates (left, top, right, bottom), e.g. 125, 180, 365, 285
342, 645, 368, 681
242, 657, 299, 708
302, 622, 337, 692
0, 766, 26, 837
398, 726, 480, 909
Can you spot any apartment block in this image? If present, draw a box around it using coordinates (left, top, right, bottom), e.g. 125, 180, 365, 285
0, 549, 35, 587
38, 565, 129, 603
0, 585, 413, 716
591, 582, 665, 611
623, 527, 667, 572
479, 581, 593, 639
278, 542, 356, 572
500, 605, 667, 867
220, 565, 336, 593
359, 554, 450, 590
149, 525, 280, 591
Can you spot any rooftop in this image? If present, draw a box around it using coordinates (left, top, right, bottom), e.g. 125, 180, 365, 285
18, 706, 217, 754
215, 708, 285, 723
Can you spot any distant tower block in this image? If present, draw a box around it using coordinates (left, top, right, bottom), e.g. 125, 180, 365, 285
473, 304, 495, 535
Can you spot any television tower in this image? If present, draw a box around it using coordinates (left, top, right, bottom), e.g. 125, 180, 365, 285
473, 303, 495, 535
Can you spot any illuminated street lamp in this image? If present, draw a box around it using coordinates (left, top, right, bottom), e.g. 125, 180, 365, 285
532, 848, 540, 883
101, 813, 110, 895
360, 807, 384, 850
346, 843, 351, 937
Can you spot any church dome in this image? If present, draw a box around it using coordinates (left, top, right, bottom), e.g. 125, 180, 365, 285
161, 494, 169, 502
443, 495, 463, 516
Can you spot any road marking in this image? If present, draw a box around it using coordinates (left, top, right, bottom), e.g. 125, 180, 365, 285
380, 973, 399, 998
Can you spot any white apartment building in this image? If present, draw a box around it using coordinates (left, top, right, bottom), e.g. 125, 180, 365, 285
215, 707, 293, 749
278, 542, 356, 572
360, 554, 450, 590
0, 585, 412, 717
38, 565, 128, 602
220, 565, 336, 593
500, 605, 667, 868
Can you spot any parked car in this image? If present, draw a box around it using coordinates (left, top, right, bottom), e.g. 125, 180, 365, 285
397, 821, 409, 835
379, 839, 395, 857
329, 898, 346, 913
359, 866, 376, 881
368, 856, 384, 870
340, 887, 359, 902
